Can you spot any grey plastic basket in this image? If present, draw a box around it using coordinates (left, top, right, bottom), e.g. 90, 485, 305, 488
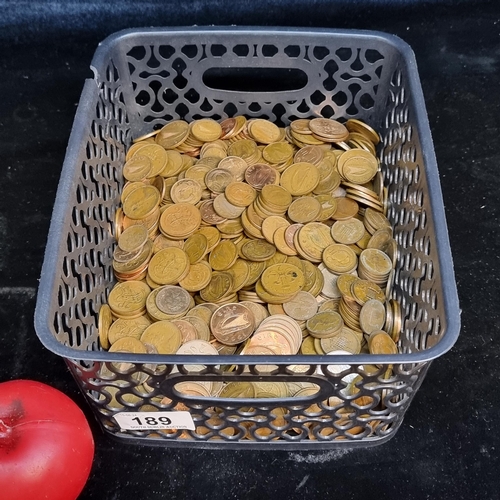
34, 27, 460, 449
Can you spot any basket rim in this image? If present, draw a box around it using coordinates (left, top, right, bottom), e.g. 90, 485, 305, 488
34, 26, 461, 366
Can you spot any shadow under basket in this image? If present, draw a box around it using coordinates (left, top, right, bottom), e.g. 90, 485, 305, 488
34, 27, 460, 449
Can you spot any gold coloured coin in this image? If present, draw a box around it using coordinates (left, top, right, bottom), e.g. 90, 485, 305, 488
248, 118, 281, 144
183, 233, 209, 264
296, 222, 334, 262
260, 263, 304, 296
241, 239, 276, 262
283, 291, 318, 321
109, 337, 148, 354
308, 118, 349, 142
156, 120, 190, 149
209, 240, 238, 271
322, 244, 358, 274
345, 119, 380, 145
140, 321, 182, 354
147, 247, 190, 285
330, 218, 365, 245
170, 178, 203, 205
261, 215, 289, 244
359, 299, 386, 335
369, 331, 398, 355
160, 203, 201, 239
134, 144, 168, 177
179, 261, 212, 292
280, 162, 320, 196
122, 185, 160, 220
190, 118, 223, 142
306, 311, 343, 338
108, 280, 151, 317
118, 225, 148, 253
123, 154, 152, 181
225, 181, 257, 207
108, 316, 152, 345
338, 149, 378, 185
98, 304, 113, 349
288, 196, 321, 224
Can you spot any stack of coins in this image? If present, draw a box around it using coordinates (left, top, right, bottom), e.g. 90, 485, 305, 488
97, 115, 404, 401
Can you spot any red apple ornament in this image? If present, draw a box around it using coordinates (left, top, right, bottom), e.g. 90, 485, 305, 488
0, 380, 94, 500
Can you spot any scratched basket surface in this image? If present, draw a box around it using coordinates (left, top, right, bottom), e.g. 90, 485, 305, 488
34, 27, 460, 449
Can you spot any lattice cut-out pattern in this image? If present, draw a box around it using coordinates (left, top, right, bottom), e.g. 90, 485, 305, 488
53, 60, 129, 351
381, 66, 444, 354
68, 359, 430, 444
124, 40, 386, 130
42, 31, 451, 447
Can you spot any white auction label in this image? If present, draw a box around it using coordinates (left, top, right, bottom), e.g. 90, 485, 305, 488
114, 411, 195, 431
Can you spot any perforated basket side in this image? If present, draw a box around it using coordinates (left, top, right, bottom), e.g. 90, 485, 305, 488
34, 28, 460, 447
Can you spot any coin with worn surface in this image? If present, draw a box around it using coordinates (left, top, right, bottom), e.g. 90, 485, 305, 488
260, 263, 304, 296
183, 233, 208, 264
331, 218, 365, 245
123, 154, 152, 182
199, 271, 234, 302
177, 261, 211, 292
320, 329, 361, 354
331, 197, 359, 221
160, 203, 201, 239
225, 181, 257, 207
283, 291, 318, 320
108, 280, 151, 316
155, 285, 192, 315
156, 120, 189, 149
211, 303, 255, 345
205, 168, 234, 193
109, 336, 148, 354
280, 162, 320, 196
241, 239, 276, 262
309, 118, 349, 141
140, 320, 182, 354
134, 144, 168, 177
369, 331, 398, 355
170, 178, 203, 205
261, 216, 290, 244
245, 163, 279, 189
199, 199, 227, 225
359, 299, 386, 334
351, 279, 385, 305
322, 243, 357, 274
118, 225, 148, 254
148, 247, 189, 285
108, 315, 152, 345
181, 315, 210, 342
190, 118, 222, 142
218, 156, 248, 181
296, 222, 334, 262
209, 240, 238, 271
122, 185, 160, 220
288, 196, 322, 224
306, 311, 343, 338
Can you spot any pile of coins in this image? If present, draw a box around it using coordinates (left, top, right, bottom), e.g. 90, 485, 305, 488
98, 115, 403, 401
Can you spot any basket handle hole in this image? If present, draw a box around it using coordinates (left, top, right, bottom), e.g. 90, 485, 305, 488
202, 67, 308, 93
